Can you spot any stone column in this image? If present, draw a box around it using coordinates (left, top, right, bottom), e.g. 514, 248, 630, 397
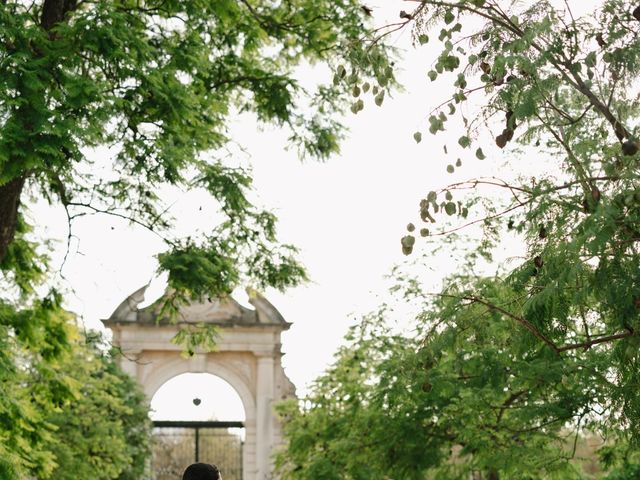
255, 353, 275, 480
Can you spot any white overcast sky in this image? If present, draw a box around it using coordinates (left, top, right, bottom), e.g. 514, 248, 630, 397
32, 1, 599, 420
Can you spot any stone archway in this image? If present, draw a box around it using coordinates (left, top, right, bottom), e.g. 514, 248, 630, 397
102, 287, 296, 480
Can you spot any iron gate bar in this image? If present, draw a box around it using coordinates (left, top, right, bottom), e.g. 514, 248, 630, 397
195, 427, 199, 462
152, 421, 245, 464
153, 420, 244, 428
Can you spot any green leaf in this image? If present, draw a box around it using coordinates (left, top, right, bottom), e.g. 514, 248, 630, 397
444, 10, 455, 24
475, 147, 486, 160
444, 202, 456, 215
413, 131, 423, 143
458, 136, 471, 148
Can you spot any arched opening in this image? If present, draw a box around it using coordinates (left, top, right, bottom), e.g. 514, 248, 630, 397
149, 373, 246, 480
151, 372, 246, 422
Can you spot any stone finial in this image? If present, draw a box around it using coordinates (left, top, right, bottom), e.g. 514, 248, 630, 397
246, 288, 286, 324
109, 284, 148, 322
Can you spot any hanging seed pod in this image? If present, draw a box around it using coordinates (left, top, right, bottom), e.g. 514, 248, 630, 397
420, 199, 430, 222
503, 128, 514, 141
505, 109, 516, 130
496, 133, 508, 148
539, 225, 547, 239
534, 255, 543, 269
401, 235, 415, 248
401, 235, 415, 255
633, 5, 640, 21
622, 140, 639, 156
444, 202, 456, 216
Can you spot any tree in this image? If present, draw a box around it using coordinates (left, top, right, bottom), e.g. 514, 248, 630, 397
0, 2, 392, 475
277, 1, 640, 478
0, 293, 74, 479
0, 308, 151, 480
45, 332, 152, 480
0, 0, 393, 301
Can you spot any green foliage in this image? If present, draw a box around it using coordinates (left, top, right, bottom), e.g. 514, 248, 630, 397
278, 1, 640, 478
0, 2, 392, 474
0, 215, 48, 295
45, 332, 152, 480
0, 304, 151, 479
600, 442, 640, 480
0, 0, 393, 303
172, 323, 220, 357
277, 276, 639, 479
0, 295, 76, 477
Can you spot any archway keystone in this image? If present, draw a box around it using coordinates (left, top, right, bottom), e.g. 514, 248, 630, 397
102, 287, 296, 480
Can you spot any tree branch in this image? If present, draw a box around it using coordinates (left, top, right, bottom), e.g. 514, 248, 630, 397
558, 329, 634, 352
432, 292, 561, 353
67, 202, 171, 243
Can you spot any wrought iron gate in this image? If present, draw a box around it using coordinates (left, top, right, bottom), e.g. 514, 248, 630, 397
151, 421, 244, 480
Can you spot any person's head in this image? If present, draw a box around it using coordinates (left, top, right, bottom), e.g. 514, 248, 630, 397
182, 463, 221, 480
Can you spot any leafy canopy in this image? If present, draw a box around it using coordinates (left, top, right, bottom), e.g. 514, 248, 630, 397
0, 305, 151, 480
277, 1, 640, 478
0, 0, 394, 301
0, 1, 394, 477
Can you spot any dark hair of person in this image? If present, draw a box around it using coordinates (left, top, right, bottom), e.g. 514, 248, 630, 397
182, 463, 221, 480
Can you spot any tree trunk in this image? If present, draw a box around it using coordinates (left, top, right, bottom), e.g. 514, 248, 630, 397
0, 0, 78, 263
0, 175, 26, 263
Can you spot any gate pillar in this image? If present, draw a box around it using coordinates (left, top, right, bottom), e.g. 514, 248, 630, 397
256, 354, 275, 479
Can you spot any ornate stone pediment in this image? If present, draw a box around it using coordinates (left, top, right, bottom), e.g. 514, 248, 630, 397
104, 286, 289, 327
